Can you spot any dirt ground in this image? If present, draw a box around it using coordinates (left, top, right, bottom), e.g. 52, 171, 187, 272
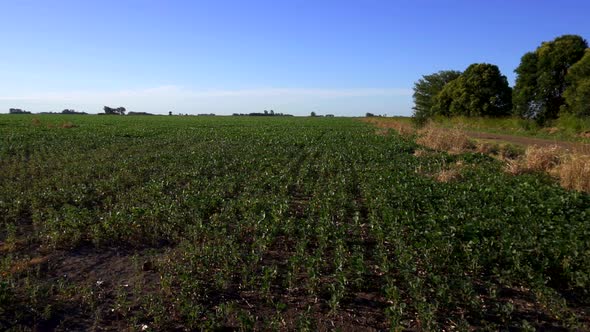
466, 131, 590, 154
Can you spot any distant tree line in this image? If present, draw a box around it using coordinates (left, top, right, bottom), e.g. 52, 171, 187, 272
61, 109, 87, 115
310, 112, 336, 117
9, 108, 86, 115
233, 110, 293, 117
4, 106, 219, 116
413, 35, 589, 124
38, 109, 88, 115
127, 111, 155, 116
102, 106, 126, 115
9, 108, 31, 114
365, 113, 387, 117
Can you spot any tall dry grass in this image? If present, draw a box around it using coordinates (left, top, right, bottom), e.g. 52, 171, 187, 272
361, 118, 416, 136
363, 118, 590, 192
503, 145, 562, 175
416, 122, 474, 154
503, 145, 590, 192
523, 145, 561, 172
552, 155, 590, 192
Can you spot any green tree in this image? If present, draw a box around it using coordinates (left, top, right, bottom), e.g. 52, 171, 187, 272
562, 49, 590, 117
512, 52, 539, 119
432, 63, 512, 117
513, 35, 588, 122
103, 106, 126, 115
412, 70, 461, 122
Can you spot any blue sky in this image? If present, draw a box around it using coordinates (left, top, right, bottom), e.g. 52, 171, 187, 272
1, 0, 589, 116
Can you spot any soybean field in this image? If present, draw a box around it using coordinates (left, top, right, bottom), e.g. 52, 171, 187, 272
1, 115, 589, 331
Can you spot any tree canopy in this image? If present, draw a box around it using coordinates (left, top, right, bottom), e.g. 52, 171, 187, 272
562, 49, 590, 117
512, 35, 588, 122
412, 70, 461, 122
8, 108, 31, 114
432, 63, 512, 117
103, 106, 126, 115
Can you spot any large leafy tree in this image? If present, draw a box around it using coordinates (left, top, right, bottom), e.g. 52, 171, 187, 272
432, 63, 512, 117
412, 70, 462, 122
513, 35, 588, 122
562, 49, 590, 117
512, 52, 539, 118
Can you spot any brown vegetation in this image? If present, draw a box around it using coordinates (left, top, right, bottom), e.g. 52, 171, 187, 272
416, 122, 474, 154
360, 118, 415, 136
552, 154, 590, 192
413, 148, 429, 157
502, 145, 590, 192
365, 118, 590, 192
61, 121, 76, 129
513, 145, 562, 173
503, 145, 561, 175
541, 127, 560, 135
434, 167, 462, 183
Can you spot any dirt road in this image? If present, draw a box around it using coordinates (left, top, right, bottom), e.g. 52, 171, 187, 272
467, 131, 590, 154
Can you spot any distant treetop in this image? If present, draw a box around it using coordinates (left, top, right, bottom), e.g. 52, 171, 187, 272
103, 106, 126, 115
9, 108, 31, 114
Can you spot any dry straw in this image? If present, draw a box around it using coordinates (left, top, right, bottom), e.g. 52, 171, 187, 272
503, 145, 590, 193
416, 122, 474, 154
361, 118, 415, 136
503, 145, 561, 174
553, 154, 590, 192
435, 168, 462, 183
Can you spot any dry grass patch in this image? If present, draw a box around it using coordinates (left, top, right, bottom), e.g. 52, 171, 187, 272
416, 123, 474, 154
413, 148, 430, 157
504, 145, 562, 175
475, 142, 499, 155
61, 121, 76, 129
386, 121, 415, 136
552, 154, 590, 192
542, 127, 560, 135
523, 145, 562, 172
504, 159, 524, 175
503, 145, 590, 193
570, 143, 590, 156
435, 168, 462, 183
419, 161, 465, 183
361, 118, 416, 136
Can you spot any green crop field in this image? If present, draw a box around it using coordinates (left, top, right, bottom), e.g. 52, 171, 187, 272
1, 115, 589, 331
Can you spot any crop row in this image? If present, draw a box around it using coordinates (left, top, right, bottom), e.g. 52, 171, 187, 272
0, 115, 588, 330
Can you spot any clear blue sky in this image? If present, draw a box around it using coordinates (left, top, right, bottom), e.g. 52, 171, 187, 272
1, 0, 588, 116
